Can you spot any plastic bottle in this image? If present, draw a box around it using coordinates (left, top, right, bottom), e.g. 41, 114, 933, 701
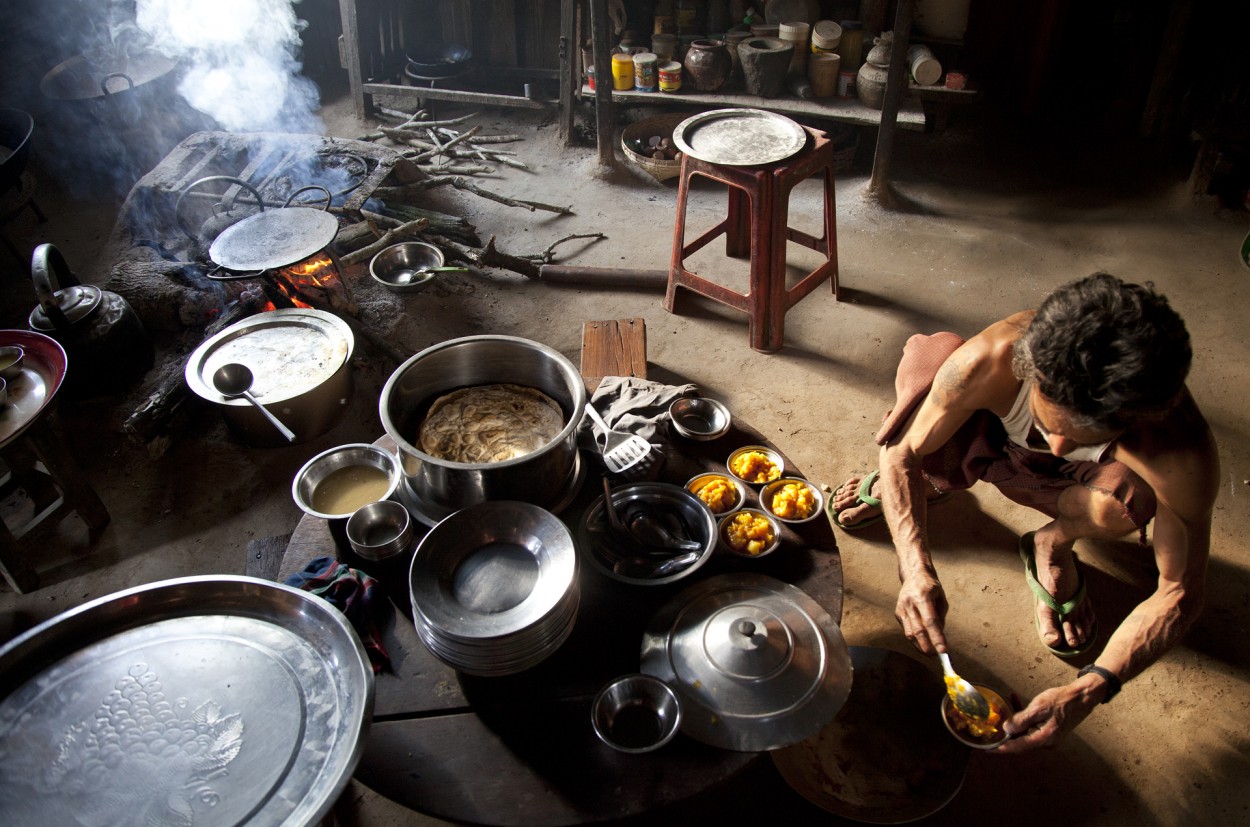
836, 20, 864, 72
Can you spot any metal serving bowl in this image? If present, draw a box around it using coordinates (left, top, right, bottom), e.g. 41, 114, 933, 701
759, 478, 824, 524
726, 445, 785, 486
0, 345, 24, 381
668, 396, 732, 441
580, 482, 718, 586
291, 443, 403, 521
369, 241, 459, 293
591, 674, 682, 753
685, 472, 747, 516
718, 508, 783, 558
941, 682, 1013, 749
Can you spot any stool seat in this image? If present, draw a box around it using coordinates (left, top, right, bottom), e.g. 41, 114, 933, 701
664, 125, 839, 353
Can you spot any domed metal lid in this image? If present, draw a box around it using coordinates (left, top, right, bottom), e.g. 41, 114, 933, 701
640, 573, 852, 752
28, 284, 102, 331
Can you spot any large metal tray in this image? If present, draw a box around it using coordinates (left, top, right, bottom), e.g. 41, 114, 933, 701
0, 329, 67, 450
672, 109, 808, 166
0, 575, 374, 827
184, 308, 353, 407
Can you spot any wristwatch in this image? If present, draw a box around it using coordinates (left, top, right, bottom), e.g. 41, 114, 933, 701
1078, 663, 1122, 703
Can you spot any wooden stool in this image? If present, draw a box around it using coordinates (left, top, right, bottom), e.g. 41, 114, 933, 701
664, 126, 839, 353
0, 412, 110, 593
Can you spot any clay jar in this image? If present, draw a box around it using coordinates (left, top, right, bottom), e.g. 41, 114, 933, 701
856, 32, 892, 109
683, 39, 733, 93
737, 37, 793, 98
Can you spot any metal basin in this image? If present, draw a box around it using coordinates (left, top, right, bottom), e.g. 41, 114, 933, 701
379, 335, 586, 513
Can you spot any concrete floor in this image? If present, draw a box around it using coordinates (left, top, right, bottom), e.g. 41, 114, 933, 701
2, 83, 1249, 826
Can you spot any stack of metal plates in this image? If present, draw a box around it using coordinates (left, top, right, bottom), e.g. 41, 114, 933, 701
409, 501, 580, 676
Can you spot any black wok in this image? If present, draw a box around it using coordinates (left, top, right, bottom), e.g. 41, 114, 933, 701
0, 108, 34, 195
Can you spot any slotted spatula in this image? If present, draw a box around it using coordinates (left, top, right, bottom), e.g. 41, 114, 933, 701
584, 402, 652, 473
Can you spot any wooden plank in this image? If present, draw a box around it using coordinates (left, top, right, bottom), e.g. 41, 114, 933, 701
484, 0, 518, 66
579, 318, 647, 392
246, 533, 293, 581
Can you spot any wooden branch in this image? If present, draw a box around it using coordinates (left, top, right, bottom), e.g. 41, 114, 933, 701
540, 232, 607, 263
477, 236, 541, 278
442, 177, 573, 214
410, 126, 482, 163
340, 219, 431, 265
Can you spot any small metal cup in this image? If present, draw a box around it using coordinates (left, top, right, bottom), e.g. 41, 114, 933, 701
591, 674, 681, 753
346, 500, 414, 561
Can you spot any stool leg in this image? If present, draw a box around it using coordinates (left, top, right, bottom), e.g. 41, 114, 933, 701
748, 175, 787, 353
824, 164, 839, 298
27, 417, 110, 532
725, 186, 751, 258
665, 164, 696, 313
0, 519, 39, 593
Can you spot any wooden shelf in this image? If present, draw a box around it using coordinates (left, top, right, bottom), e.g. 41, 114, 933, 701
581, 85, 927, 131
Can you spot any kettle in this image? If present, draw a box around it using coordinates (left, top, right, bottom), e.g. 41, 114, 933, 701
29, 243, 154, 397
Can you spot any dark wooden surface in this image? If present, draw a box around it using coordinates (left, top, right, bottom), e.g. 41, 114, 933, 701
282, 418, 842, 826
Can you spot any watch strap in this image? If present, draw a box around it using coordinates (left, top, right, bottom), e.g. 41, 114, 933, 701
1078, 664, 1122, 703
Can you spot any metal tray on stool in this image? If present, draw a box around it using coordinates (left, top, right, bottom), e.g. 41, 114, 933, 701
672, 109, 808, 166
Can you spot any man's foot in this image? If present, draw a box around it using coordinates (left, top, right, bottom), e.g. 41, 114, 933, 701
1019, 531, 1099, 657
828, 470, 951, 531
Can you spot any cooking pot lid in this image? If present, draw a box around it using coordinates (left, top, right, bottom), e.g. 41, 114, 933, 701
209, 208, 339, 272
640, 573, 852, 752
28, 284, 102, 331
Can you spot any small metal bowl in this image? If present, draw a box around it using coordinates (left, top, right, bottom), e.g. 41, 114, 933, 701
941, 683, 1013, 750
370, 241, 458, 293
759, 477, 825, 524
346, 500, 414, 561
0, 376, 7, 406
718, 508, 782, 558
685, 472, 747, 516
0, 345, 24, 381
725, 445, 785, 486
592, 674, 682, 753
668, 396, 732, 441
292, 443, 403, 520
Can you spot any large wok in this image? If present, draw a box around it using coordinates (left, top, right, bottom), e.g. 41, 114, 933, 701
0, 108, 34, 195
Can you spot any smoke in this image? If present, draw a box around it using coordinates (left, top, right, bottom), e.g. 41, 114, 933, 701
137, 0, 323, 134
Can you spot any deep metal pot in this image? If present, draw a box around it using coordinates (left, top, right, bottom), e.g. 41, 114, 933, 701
379, 335, 586, 512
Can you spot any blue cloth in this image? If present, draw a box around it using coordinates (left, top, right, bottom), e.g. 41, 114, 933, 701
285, 556, 391, 673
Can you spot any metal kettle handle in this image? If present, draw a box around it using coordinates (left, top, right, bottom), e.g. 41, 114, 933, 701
30, 243, 77, 332
175, 175, 266, 241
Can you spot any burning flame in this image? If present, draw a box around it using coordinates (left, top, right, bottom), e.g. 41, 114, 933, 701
262, 254, 340, 311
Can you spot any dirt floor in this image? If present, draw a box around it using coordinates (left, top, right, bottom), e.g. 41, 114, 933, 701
2, 78, 1249, 826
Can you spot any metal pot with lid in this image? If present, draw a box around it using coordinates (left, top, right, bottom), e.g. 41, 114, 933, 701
29, 243, 153, 398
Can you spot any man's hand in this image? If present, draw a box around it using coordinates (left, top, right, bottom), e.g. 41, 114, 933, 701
994, 681, 1100, 753
895, 570, 948, 655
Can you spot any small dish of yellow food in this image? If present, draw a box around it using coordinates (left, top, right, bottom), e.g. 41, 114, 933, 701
941, 682, 1012, 749
719, 509, 780, 557
686, 473, 743, 515
726, 446, 783, 485
761, 478, 823, 523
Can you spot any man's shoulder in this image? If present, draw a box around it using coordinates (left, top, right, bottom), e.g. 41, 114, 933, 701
1115, 391, 1219, 511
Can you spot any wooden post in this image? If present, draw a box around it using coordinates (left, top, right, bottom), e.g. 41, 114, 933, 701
589, 0, 617, 170
559, 0, 577, 145
865, 0, 915, 206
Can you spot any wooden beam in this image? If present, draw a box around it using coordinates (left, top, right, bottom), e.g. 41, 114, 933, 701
866, 0, 916, 205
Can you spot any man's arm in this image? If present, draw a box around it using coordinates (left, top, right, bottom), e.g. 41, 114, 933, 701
880, 322, 1024, 654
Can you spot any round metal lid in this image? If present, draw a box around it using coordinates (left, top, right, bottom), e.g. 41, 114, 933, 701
28, 284, 102, 331
0, 575, 373, 826
640, 573, 852, 752
208, 207, 340, 272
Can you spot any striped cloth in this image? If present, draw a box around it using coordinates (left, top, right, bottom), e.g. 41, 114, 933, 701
285, 556, 391, 673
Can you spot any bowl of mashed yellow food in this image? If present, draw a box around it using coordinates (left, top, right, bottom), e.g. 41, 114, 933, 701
685, 472, 747, 515
760, 478, 824, 524
718, 508, 782, 558
940, 682, 1013, 749
726, 445, 784, 486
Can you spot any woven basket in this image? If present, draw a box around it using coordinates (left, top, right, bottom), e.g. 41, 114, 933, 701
620, 113, 689, 182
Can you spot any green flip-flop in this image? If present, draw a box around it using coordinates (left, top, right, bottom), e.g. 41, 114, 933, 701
1019, 531, 1099, 658
828, 470, 885, 532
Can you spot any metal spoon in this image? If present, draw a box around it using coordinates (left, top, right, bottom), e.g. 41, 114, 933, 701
939, 652, 992, 720
627, 511, 702, 552
211, 362, 297, 443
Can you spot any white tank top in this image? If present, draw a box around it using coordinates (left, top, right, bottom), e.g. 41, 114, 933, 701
1000, 377, 1111, 463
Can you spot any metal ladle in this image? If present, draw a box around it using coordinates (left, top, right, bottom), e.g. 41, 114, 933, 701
939, 652, 992, 720
211, 363, 297, 443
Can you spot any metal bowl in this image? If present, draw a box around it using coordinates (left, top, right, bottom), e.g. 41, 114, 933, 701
369, 241, 443, 293
759, 478, 824, 524
668, 396, 732, 441
580, 482, 718, 586
718, 508, 783, 558
346, 500, 414, 561
726, 445, 785, 486
685, 472, 747, 516
0, 345, 24, 381
408, 500, 579, 676
941, 683, 1013, 749
591, 674, 682, 753
292, 443, 403, 521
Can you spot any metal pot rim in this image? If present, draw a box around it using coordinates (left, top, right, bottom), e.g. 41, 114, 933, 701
379, 334, 586, 470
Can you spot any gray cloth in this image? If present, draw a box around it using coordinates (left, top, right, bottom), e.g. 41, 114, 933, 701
578, 376, 698, 452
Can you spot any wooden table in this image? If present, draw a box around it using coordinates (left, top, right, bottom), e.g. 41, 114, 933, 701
281, 419, 842, 825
